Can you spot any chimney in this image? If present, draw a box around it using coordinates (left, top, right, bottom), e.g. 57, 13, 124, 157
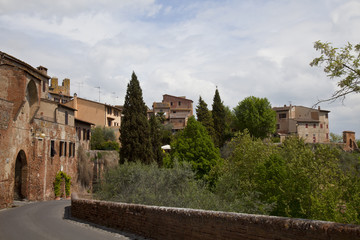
37, 66, 48, 75
73, 93, 78, 118
318, 106, 321, 110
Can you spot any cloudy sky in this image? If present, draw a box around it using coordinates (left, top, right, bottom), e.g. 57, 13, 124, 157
1, 0, 359, 135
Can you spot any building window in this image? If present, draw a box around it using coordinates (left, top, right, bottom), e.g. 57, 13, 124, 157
179, 101, 181, 106
43, 81, 46, 92
64, 142, 67, 157
306, 124, 308, 128
279, 113, 286, 119
170, 102, 173, 106
326, 124, 328, 129
51, 140, 56, 157
83, 128, 86, 140
69, 142, 72, 157
87, 129, 90, 140
77, 128, 81, 140
65, 111, 68, 125
108, 119, 112, 126
54, 98, 60, 103
325, 113, 328, 118
73, 143, 75, 157
276, 124, 280, 130
107, 107, 112, 115
320, 124, 323, 128
60, 141, 64, 156
326, 133, 329, 139
313, 124, 316, 128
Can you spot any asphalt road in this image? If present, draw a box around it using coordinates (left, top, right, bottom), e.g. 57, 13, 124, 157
0, 200, 146, 240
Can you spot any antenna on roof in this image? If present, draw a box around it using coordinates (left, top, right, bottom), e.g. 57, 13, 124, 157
95, 86, 100, 102
78, 82, 83, 97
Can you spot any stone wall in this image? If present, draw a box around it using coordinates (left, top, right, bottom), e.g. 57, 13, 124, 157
71, 196, 360, 240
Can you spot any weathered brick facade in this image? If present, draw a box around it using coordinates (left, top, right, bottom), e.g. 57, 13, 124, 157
0, 52, 78, 208
71, 196, 360, 240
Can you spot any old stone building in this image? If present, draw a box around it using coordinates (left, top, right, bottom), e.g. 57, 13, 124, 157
273, 105, 330, 143
151, 94, 193, 131
0, 52, 78, 208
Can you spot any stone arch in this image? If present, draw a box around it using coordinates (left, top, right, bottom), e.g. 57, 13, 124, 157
26, 80, 39, 120
14, 150, 28, 200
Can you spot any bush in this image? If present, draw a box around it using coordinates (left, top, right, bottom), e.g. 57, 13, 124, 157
97, 161, 235, 212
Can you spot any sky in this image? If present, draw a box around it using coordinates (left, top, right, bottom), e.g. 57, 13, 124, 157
1, 0, 359, 135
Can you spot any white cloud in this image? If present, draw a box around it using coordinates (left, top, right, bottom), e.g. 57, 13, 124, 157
1, 0, 360, 135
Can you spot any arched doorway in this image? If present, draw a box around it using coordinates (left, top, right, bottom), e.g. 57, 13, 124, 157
14, 150, 28, 200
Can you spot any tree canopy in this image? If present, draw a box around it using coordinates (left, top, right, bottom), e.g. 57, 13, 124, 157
212, 88, 226, 148
310, 41, 360, 103
233, 96, 276, 139
120, 72, 152, 164
165, 116, 221, 180
90, 126, 119, 151
196, 96, 215, 139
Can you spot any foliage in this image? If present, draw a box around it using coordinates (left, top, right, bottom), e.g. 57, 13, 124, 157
90, 126, 119, 150
214, 132, 360, 223
196, 96, 215, 139
310, 41, 360, 103
212, 88, 226, 148
223, 105, 236, 142
120, 72, 153, 164
53, 171, 71, 197
330, 132, 343, 143
233, 96, 276, 139
214, 131, 277, 214
165, 116, 221, 180
96, 161, 226, 211
149, 114, 163, 166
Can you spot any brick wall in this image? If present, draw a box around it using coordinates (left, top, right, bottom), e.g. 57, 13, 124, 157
71, 195, 360, 240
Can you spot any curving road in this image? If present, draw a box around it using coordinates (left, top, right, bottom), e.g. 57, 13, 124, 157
0, 200, 145, 240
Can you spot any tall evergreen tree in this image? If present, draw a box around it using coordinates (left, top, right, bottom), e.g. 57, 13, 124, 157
196, 96, 215, 140
149, 114, 163, 166
212, 88, 226, 148
120, 72, 153, 164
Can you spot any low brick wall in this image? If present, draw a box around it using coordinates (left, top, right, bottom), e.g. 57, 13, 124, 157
71, 195, 360, 240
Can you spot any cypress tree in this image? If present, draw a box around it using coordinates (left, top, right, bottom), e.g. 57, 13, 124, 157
196, 96, 215, 140
149, 114, 163, 166
120, 72, 153, 164
212, 88, 226, 148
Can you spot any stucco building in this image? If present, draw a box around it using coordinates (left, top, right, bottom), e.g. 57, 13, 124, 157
64, 94, 122, 143
152, 94, 193, 131
0, 52, 79, 208
273, 105, 330, 143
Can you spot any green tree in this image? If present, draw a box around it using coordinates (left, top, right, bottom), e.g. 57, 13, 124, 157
233, 96, 276, 139
212, 88, 226, 148
310, 41, 360, 103
165, 116, 221, 180
90, 126, 119, 150
330, 132, 343, 143
120, 72, 152, 164
149, 114, 163, 166
90, 126, 105, 150
196, 96, 215, 139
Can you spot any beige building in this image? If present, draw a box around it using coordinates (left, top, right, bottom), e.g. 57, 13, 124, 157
273, 105, 330, 143
152, 94, 193, 131
64, 94, 122, 142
